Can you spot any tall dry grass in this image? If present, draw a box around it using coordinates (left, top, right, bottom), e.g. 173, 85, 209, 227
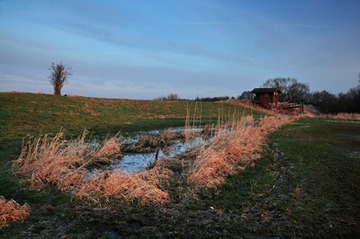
188, 115, 295, 188
76, 163, 172, 205
0, 197, 30, 229
13, 130, 171, 205
13, 129, 87, 190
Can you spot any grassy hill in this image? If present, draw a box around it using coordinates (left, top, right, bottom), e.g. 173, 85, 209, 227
0, 92, 257, 139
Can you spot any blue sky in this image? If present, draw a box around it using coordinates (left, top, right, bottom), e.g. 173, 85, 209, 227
1, 0, 359, 99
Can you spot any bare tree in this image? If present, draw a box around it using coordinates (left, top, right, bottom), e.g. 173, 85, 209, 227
154, 93, 180, 101
49, 62, 72, 96
262, 77, 309, 103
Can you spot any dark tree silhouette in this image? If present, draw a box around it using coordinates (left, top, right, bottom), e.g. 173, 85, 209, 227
309, 74, 360, 114
49, 62, 72, 96
310, 90, 339, 114
238, 91, 254, 100
262, 77, 310, 103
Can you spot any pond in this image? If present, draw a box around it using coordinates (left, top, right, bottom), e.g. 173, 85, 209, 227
108, 127, 214, 173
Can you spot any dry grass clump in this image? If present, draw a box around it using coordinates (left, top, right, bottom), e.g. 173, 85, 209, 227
0, 197, 30, 229
188, 115, 295, 188
13, 130, 171, 205
76, 169, 171, 205
13, 129, 122, 191
76, 160, 173, 205
138, 128, 179, 149
89, 135, 122, 163
13, 130, 87, 190
325, 113, 360, 121
139, 161, 174, 188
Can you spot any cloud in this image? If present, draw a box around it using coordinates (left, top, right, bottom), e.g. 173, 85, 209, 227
1, 0, 359, 99
179, 21, 331, 29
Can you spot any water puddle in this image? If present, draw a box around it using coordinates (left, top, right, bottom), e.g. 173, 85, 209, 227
109, 127, 213, 173
348, 151, 360, 159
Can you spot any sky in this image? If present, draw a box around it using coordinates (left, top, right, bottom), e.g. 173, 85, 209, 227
1, 0, 359, 99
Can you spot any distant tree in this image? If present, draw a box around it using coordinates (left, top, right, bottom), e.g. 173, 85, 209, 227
287, 82, 310, 103
310, 90, 339, 114
49, 62, 72, 96
196, 96, 230, 102
337, 92, 351, 112
262, 77, 310, 103
238, 91, 254, 100
346, 87, 360, 112
154, 93, 180, 101
309, 73, 360, 114
334, 74, 360, 113
166, 93, 180, 101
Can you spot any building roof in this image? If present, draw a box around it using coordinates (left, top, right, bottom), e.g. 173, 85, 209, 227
251, 88, 281, 94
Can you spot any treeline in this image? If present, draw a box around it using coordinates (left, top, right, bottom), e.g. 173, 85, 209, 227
155, 76, 360, 114
154, 93, 181, 101
195, 96, 233, 102
154, 94, 234, 102
310, 88, 360, 114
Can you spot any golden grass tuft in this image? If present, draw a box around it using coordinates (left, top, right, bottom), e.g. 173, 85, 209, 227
89, 135, 122, 163
188, 115, 295, 188
13, 129, 87, 190
0, 197, 30, 229
139, 161, 174, 188
76, 169, 170, 205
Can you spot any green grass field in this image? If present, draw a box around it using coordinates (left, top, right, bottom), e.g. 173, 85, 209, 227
1, 93, 359, 238
0, 92, 257, 139
194, 118, 360, 237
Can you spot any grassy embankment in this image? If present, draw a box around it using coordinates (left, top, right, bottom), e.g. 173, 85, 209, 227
1, 92, 359, 237
0, 92, 258, 140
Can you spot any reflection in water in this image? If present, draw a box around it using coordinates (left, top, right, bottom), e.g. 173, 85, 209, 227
112, 136, 210, 173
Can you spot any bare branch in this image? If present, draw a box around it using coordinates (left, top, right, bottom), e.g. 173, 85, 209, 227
49, 62, 72, 96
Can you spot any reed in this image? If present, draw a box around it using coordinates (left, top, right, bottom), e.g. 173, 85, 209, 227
13, 129, 86, 190
184, 101, 204, 143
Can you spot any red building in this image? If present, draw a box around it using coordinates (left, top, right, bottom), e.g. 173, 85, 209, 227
251, 88, 281, 108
